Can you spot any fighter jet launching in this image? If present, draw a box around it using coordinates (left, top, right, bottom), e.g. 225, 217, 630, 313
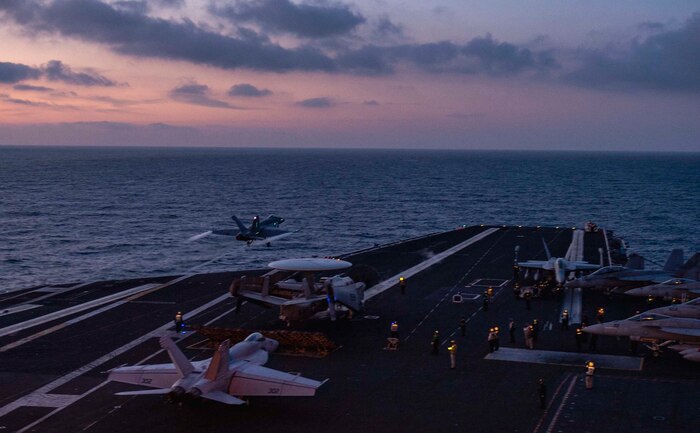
189, 215, 294, 246
517, 238, 600, 285
584, 313, 700, 359
625, 278, 700, 301
108, 333, 327, 404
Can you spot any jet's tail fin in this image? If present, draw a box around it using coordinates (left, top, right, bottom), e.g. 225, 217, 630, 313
251, 215, 261, 233
204, 339, 230, 381
159, 337, 194, 378
664, 249, 684, 273
626, 253, 645, 270
542, 238, 552, 260
231, 215, 248, 232
676, 252, 700, 280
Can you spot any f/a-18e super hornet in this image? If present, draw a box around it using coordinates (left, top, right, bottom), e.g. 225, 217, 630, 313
189, 215, 294, 246
517, 238, 600, 285
645, 298, 700, 319
584, 313, 700, 360
625, 278, 700, 301
565, 249, 697, 292
108, 333, 326, 404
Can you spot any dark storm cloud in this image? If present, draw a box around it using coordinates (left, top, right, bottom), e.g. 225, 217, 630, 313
113, 1, 149, 14
211, 0, 365, 38
13, 83, 54, 92
296, 97, 333, 108
42, 60, 118, 86
0, 61, 41, 83
565, 13, 700, 91
227, 83, 272, 97
335, 36, 557, 76
169, 82, 240, 108
0, 0, 336, 72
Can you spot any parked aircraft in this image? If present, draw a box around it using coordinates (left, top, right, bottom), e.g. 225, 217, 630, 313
189, 215, 293, 246
564, 249, 686, 291
230, 258, 365, 324
583, 313, 700, 359
645, 298, 700, 319
108, 333, 326, 404
625, 278, 700, 301
517, 239, 600, 284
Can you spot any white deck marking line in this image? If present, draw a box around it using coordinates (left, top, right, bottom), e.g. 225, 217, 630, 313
0, 284, 175, 353
0, 280, 95, 304
0, 304, 42, 317
544, 375, 577, 433
0, 283, 161, 338
531, 373, 573, 433
365, 227, 500, 301
404, 228, 506, 342
0, 293, 230, 419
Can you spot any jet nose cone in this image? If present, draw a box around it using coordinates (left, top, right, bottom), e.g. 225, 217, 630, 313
583, 323, 606, 335
625, 288, 643, 296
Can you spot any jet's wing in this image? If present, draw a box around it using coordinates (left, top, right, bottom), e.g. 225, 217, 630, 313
202, 391, 246, 405
568, 262, 601, 271
108, 364, 182, 389
518, 261, 552, 270
229, 364, 327, 397
619, 274, 671, 283
661, 327, 700, 338
211, 228, 240, 236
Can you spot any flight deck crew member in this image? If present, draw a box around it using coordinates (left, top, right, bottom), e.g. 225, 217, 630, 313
575, 327, 584, 351
493, 326, 500, 351
448, 340, 457, 369
585, 361, 595, 389
174, 311, 184, 333
508, 318, 516, 343
459, 316, 467, 336
561, 309, 570, 331
431, 331, 440, 355
538, 379, 547, 409
524, 324, 534, 349
588, 333, 598, 351
390, 321, 399, 339
487, 328, 497, 352
482, 293, 490, 311
524, 290, 532, 310
532, 319, 540, 342
399, 277, 406, 295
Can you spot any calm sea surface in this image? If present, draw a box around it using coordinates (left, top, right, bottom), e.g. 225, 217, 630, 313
1, 146, 698, 291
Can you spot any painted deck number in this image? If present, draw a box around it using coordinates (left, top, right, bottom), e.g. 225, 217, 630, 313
141, 378, 152, 384
268, 388, 280, 394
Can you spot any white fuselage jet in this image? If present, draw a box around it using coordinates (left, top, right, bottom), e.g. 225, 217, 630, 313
108, 332, 327, 404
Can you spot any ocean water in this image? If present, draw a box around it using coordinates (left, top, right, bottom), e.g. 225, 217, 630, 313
1, 146, 698, 291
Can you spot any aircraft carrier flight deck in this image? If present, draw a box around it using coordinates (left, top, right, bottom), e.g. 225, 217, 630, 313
1, 225, 698, 433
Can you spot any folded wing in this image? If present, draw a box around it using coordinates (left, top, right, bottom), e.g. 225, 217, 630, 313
229, 364, 327, 397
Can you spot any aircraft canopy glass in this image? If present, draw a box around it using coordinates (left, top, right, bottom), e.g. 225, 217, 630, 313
628, 313, 669, 321
244, 332, 265, 342
590, 266, 625, 275
660, 278, 693, 285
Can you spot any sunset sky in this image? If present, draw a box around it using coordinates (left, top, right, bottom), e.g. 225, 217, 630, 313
1, 0, 699, 150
